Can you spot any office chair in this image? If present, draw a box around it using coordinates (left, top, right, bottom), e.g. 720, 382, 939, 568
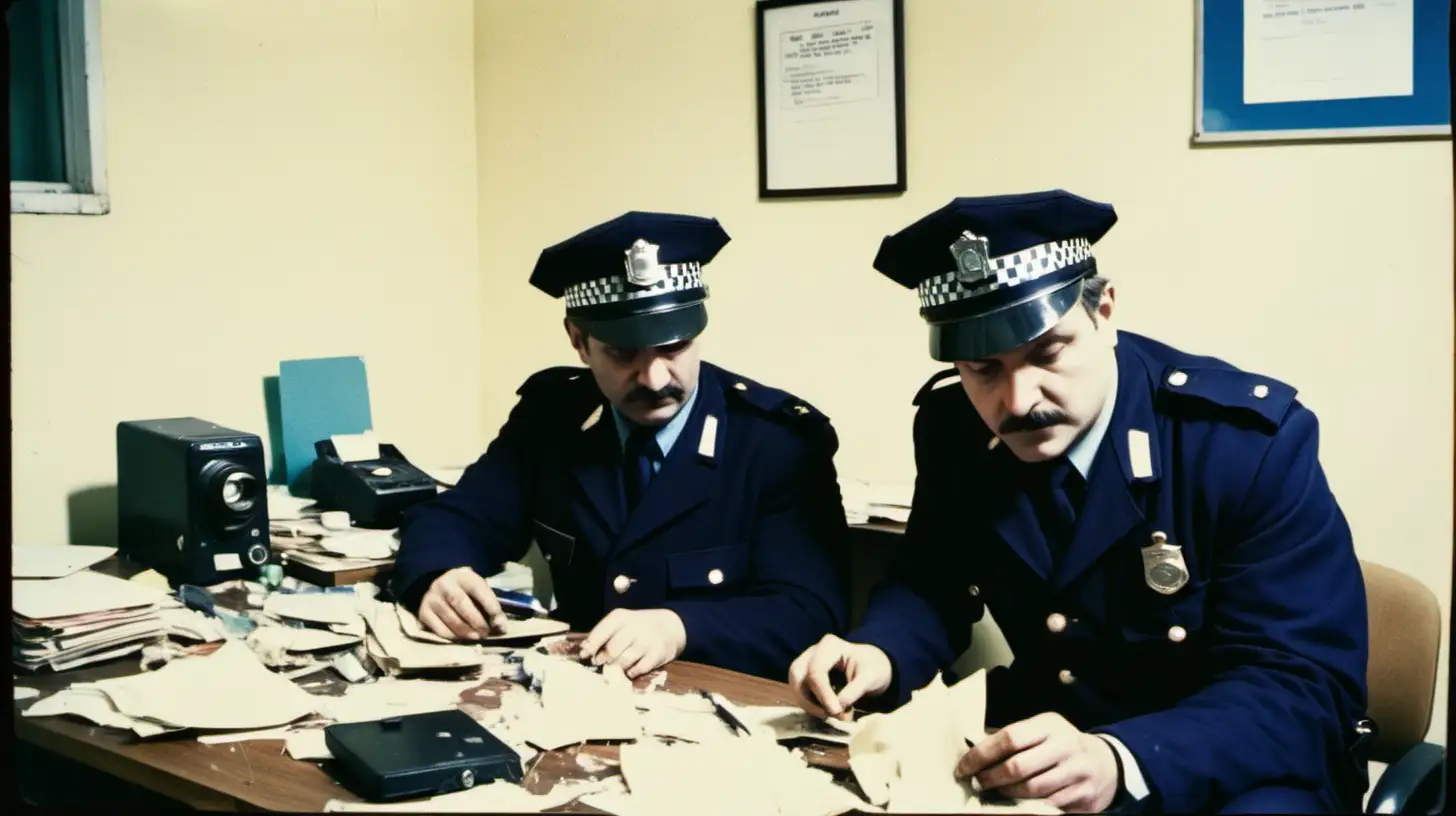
1359, 560, 1446, 814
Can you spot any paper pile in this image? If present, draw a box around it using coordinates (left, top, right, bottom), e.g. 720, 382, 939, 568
848, 671, 1059, 814
23, 641, 320, 737
13, 570, 187, 672
12, 545, 118, 579
839, 478, 914, 525
576, 737, 872, 816
266, 484, 398, 573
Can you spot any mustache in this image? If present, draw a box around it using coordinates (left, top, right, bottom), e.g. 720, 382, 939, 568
999, 409, 1069, 434
626, 384, 685, 404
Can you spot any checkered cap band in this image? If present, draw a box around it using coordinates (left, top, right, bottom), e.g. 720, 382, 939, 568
916, 238, 1092, 309
563, 263, 703, 309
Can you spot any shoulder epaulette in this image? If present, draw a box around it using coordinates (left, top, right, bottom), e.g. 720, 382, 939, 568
722, 375, 830, 426
912, 368, 961, 406
515, 366, 591, 397
1156, 364, 1295, 431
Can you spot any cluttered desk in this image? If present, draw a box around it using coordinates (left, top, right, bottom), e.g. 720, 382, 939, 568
15, 355, 1033, 813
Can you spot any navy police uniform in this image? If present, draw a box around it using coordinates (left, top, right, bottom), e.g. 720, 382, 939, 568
851, 191, 1369, 813
392, 212, 849, 681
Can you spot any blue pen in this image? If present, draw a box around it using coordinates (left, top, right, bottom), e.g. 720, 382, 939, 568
493, 587, 548, 618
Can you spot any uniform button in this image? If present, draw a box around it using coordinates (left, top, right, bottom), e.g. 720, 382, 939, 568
734, 382, 748, 391
986, 436, 1001, 451
1058, 669, 1076, 685
1168, 625, 1187, 643
793, 405, 809, 415
967, 584, 980, 597
612, 575, 632, 594
1046, 613, 1067, 633
707, 568, 724, 585
1252, 384, 1269, 399
1167, 370, 1188, 387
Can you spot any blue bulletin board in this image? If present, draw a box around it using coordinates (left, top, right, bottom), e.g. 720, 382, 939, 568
1195, 0, 1451, 143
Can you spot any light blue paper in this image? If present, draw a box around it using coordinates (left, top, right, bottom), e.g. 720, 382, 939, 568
277, 356, 372, 496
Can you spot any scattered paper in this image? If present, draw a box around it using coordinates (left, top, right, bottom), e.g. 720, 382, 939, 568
613, 738, 871, 816
14, 570, 173, 620
23, 684, 180, 738
317, 529, 397, 560
264, 593, 361, 626
197, 726, 293, 744
267, 487, 320, 521
129, 569, 173, 592
332, 431, 380, 463
14, 686, 39, 701
91, 640, 319, 730
395, 604, 569, 644
847, 671, 1059, 814
317, 677, 483, 725
286, 728, 334, 760
365, 603, 489, 672
522, 655, 640, 749
736, 704, 859, 745
11, 546, 118, 579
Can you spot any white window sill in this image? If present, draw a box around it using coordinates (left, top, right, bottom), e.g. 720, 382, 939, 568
11, 188, 110, 215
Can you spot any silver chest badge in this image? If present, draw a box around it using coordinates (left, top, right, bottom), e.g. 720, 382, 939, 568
949, 230, 993, 287
1142, 531, 1190, 595
623, 238, 666, 288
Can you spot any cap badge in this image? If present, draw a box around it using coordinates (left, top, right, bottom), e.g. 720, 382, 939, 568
623, 239, 666, 288
949, 230, 992, 286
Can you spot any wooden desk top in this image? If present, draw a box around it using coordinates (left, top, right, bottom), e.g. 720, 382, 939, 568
15, 653, 851, 812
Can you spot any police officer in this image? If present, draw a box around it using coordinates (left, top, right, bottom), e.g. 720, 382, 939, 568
787, 191, 1368, 813
393, 211, 848, 682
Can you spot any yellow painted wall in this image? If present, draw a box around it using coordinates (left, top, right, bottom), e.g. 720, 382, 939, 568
474, 0, 1452, 741
11, 0, 483, 545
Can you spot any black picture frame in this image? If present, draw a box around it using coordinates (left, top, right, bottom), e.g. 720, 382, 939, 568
755, 0, 907, 198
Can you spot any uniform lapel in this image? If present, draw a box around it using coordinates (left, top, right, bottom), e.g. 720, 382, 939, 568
571, 399, 626, 537
1049, 342, 1161, 593
985, 443, 1055, 582
612, 371, 725, 557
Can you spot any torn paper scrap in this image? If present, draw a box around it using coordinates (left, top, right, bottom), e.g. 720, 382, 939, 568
92, 640, 319, 730
735, 704, 859, 745
12, 546, 118, 579
364, 603, 488, 671
23, 684, 180, 738
949, 668, 988, 745
529, 658, 640, 748
196, 726, 293, 745
264, 593, 361, 626
317, 677, 482, 725
286, 728, 334, 760
395, 604, 569, 644
331, 430, 380, 464
14, 686, 40, 701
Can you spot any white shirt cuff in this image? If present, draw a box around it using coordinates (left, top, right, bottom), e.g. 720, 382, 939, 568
1097, 734, 1150, 801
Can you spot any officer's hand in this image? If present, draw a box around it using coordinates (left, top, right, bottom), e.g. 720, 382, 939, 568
787, 634, 893, 719
418, 567, 508, 641
954, 712, 1119, 813
578, 608, 687, 678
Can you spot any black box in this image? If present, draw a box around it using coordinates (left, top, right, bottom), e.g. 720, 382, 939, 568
323, 709, 524, 802
116, 418, 271, 586
310, 439, 437, 529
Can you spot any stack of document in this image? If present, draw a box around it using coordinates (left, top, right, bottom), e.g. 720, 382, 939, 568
13, 570, 183, 672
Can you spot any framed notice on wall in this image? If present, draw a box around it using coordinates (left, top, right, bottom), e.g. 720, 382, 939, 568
1195, 0, 1451, 143
756, 0, 906, 197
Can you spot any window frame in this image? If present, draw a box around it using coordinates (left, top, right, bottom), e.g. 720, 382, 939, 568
10, 0, 109, 215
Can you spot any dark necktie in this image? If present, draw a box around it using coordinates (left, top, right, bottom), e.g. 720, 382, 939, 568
1033, 458, 1085, 562
622, 426, 663, 512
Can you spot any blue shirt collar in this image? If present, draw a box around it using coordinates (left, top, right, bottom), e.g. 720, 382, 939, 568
1065, 361, 1118, 480
610, 385, 700, 457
